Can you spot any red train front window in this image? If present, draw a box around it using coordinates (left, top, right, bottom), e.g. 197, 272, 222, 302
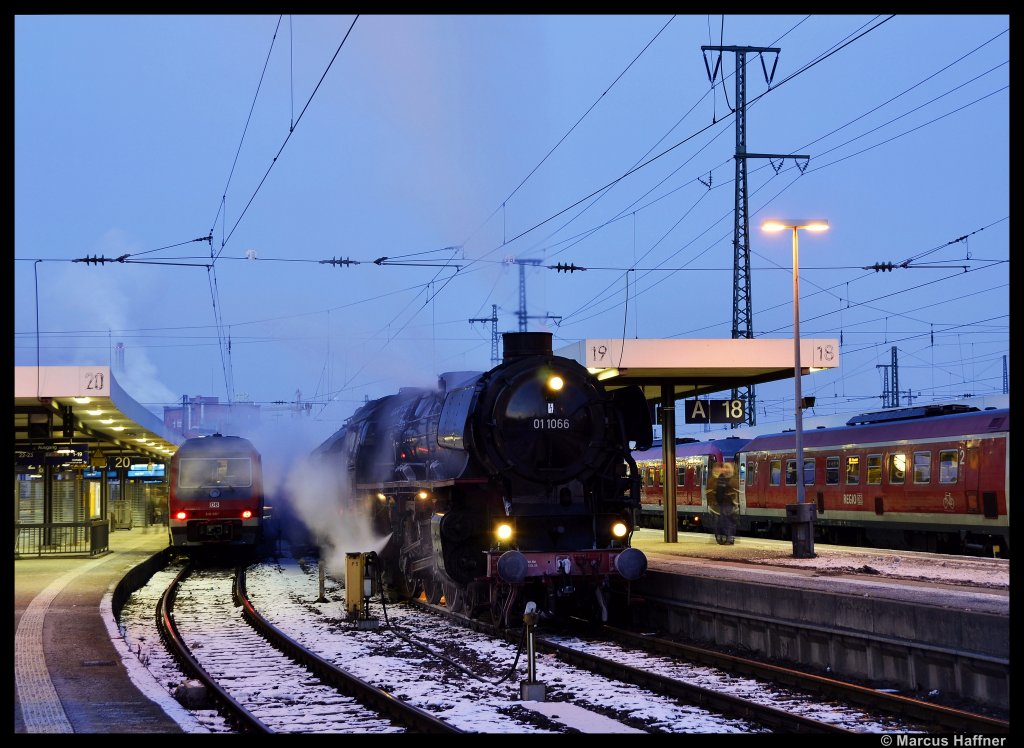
178, 457, 253, 489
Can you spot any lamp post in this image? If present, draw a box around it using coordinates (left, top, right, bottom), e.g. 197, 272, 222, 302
761, 218, 829, 559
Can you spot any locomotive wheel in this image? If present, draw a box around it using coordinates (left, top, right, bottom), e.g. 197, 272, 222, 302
393, 549, 421, 598
424, 574, 444, 605
461, 581, 484, 619
443, 581, 465, 614
489, 582, 520, 628
396, 560, 422, 600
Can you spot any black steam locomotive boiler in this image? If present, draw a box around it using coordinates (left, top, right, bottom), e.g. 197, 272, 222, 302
312, 332, 653, 626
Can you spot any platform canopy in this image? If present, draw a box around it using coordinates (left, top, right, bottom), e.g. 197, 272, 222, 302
14, 366, 182, 463
554, 337, 840, 402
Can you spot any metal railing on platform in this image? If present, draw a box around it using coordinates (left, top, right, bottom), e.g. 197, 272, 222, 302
14, 519, 110, 558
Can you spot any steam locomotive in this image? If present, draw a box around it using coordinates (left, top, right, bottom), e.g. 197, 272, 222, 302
311, 332, 653, 626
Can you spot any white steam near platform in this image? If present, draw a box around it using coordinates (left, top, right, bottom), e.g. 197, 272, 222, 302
210, 416, 392, 577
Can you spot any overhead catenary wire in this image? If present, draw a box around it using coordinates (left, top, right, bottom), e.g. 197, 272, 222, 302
14, 16, 1007, 416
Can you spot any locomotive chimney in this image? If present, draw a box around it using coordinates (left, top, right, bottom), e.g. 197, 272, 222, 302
502, 332, 552, 362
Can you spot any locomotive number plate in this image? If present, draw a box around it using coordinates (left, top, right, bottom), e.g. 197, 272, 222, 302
532, 418, 570, 429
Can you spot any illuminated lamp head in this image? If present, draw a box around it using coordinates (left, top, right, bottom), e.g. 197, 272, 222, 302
546, 374, 564, 392
611, 520, 629, 539
495, 523, 514, 543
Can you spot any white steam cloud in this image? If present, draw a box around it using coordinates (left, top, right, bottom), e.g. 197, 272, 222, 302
229, 416, 391, 578
283, 454, 391, 579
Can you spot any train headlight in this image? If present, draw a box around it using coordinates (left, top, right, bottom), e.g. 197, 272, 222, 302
418, 490, 429, 500
376, 492, 387, 502
546, 374, 564, 392
495, 523, 514, 542
174, 511, 187, 521
241, 510, 253, 519
611, 520, 629, 539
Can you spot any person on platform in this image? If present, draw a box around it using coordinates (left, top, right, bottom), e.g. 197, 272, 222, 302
713, 462, 739, 544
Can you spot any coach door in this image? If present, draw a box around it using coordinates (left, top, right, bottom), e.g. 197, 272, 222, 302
962, 445, 984, 516
700, 456, 716, 512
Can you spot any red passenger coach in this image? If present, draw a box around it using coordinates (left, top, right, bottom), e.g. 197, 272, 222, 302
168, 433, 266, 552
739, 405, 1009, 557
634, 436, 750, 532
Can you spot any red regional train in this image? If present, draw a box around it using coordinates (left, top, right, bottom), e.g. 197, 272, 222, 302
634, 436, 749, 534
167, 433, 268, 554
634, 405, 1008, 558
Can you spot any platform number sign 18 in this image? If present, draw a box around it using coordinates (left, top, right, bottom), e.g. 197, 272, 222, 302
683, 399, 746, 424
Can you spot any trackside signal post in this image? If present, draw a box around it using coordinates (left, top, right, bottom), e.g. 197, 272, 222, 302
554, 338, 839, 548
345, 552, 379, 629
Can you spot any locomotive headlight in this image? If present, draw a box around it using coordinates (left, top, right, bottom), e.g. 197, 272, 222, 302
546, 374, 564, 392
174, 510, 187, 521
418, 490, 429, 500
611, 520, 629, 539
495, 523, 514, 542
241, 510, 253, 519
376, 492, 387, 502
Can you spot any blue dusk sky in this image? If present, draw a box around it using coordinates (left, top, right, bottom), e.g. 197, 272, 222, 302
14, 13, 1010, 445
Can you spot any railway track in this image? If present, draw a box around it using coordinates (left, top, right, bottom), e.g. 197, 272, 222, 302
408, 598, 924, 733
155, 562, 455, 733
121, 551, 1008, 734
548, 620, 1011, 735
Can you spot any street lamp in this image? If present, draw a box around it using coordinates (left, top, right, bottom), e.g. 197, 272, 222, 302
761, 218, 829, 559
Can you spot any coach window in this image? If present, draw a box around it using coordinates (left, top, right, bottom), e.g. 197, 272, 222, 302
845, 455, 860, 484
741, 461, 749, 485
939, 449, 959, 483
913, 451, 932, 484
770, 459, 781, 486
677, 465, 685, 488
645, 467, 654, 488
867, 454, 883, 485
888, 453, 906, 484
803, 458, 815, 485
825, 456, 840, 485
785, 459, 798, 486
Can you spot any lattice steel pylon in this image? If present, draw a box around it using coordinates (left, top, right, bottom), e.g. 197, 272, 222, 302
469, 304, 500, 367
701, 45, 810, 428
509, 258, 560, 333
876, 346, 900, 408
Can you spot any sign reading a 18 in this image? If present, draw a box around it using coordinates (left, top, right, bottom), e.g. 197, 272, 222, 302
683, 399, 745, 424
